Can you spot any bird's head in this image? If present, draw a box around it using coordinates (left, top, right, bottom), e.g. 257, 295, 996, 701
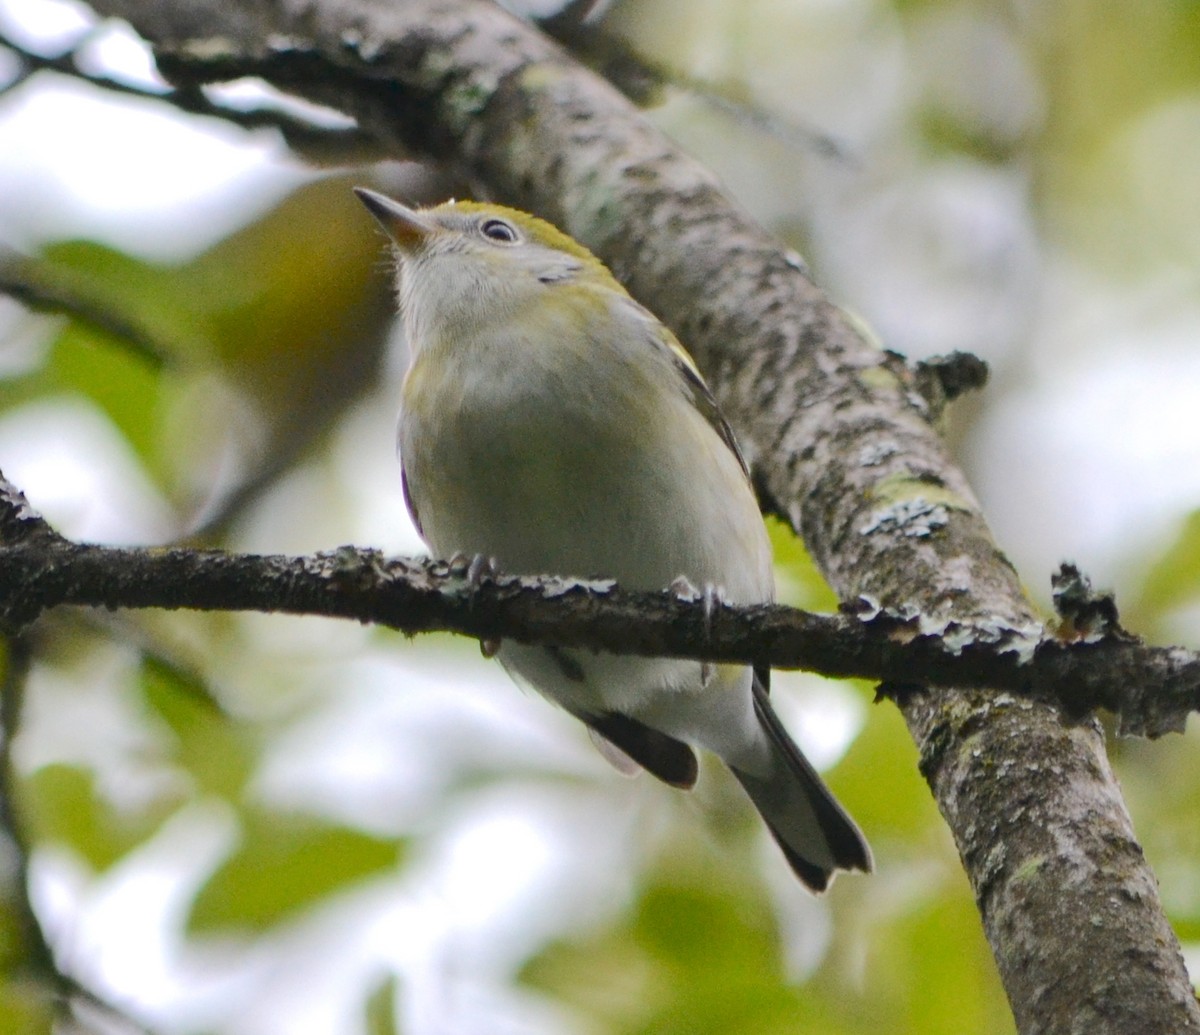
355, 189, 625, 353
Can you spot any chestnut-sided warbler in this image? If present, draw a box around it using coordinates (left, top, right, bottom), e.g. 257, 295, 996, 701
356, 188, 871, 890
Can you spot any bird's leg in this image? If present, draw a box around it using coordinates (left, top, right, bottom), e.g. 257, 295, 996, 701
449, 552, 502, 657
466, 552, 499, 588
670, 576, 724, 687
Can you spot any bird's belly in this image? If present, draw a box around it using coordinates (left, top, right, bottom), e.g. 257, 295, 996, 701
409, 412, 641, 579
401, 366, 770, 601
399, 341, 773, 731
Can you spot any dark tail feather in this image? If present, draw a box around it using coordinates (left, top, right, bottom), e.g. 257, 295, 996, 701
580, 710, 699, 789
731, 679, 871, 892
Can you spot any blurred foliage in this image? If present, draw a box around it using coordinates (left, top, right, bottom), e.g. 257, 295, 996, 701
188, 808, 402, 934
0, 0, 1198, 1033
20, 762, 171, 872
522, 821, 1011, 1035
1115, 506, 1200, 956
767, 516, 840, 613
1128, 509, 1200, 638
140, 652, 258, 799
363, 974, 402, 1035
0, 981, 55, 1035
0, 175, 393, 527
0, 164, 411, 1031
523, 864, 832, 1035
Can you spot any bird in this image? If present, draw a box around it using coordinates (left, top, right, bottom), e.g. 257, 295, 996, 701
355, 187, 871, 890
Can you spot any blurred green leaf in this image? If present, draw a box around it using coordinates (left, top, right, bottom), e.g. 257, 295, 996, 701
0, 904, 22, 977
188, 809, 402, 934
522, 713, 1008, 1035
19, 763, 170, 873
158, 176, 395, 519
187, 177, 393, 418
4, 237, 203, 365
1116, 732, 1200, 934
831, 688, 936, 840
49, 322, 162, 464
4, 175, 393, 518
767, 517, 839, 612
0, 979, 54, 1035
1037, 0, 1200, 273
364, 973, 403, 1035
139, 654, 257, 800
0, 263, 169, 477
866, 879, 1013, 1035
522, 854, 862, 1035
1129, 509, 1200, 630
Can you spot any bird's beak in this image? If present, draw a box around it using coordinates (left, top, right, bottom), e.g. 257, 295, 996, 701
353, 188, 436, 252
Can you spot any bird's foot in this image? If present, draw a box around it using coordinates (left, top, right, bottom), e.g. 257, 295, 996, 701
448, 553, 502, 656
449, 552, 498, 587
669, 576, 725, 688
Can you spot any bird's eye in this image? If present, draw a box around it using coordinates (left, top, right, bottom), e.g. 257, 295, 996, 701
481, 218, 519, 244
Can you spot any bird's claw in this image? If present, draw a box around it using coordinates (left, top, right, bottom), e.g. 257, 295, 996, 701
468, 553, 500, 586
669, 575, 701, 601
449, 553, 502, 653
670, 576, 725, 688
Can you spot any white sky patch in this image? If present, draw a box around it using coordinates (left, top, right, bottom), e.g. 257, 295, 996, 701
972, 289, 1200, 591
0, 0, 94, 53
771, 671, 867, 771
75, 15, 166, 89
0, 0, 326, 259
1181, 944, 1200, 985
0, 79, 301, 258
433, 808, 558, 938
205, 76, 360, 129
398, 786, 631, 1035
250, 650, 585, 824
0, 397, 177, 542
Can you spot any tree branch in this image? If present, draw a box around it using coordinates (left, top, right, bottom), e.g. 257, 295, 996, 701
0, 30, 385, 167
2, 471, 1197, 738
41, 1, 1200, 1030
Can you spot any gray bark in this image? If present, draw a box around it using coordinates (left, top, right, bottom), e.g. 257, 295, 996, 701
4, 481, 1200, 732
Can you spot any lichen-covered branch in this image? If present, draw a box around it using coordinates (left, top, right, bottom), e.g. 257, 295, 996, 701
42, 1, 1200, 1030
3, 472, 1198, 739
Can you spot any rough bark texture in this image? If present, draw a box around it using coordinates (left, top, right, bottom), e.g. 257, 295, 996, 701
4, 477, 1200, 730
65, 0, 1200, 1029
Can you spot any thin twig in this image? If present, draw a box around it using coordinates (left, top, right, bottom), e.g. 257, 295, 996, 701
0, 33, 386, 166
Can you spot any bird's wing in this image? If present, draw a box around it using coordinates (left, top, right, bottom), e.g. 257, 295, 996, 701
625, 298, 752, 480
668, 345, 752, 479
401, 464, 424, 538
578, 709, 699, 789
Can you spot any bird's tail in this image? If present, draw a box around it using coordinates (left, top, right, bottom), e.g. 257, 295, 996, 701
729, 678, 872, 892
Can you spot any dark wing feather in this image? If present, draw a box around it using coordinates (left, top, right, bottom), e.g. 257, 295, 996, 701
667, 349, 751, 479
627, 298, 751, 479
579, 711, 699, 789
401, 464, 424, 538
